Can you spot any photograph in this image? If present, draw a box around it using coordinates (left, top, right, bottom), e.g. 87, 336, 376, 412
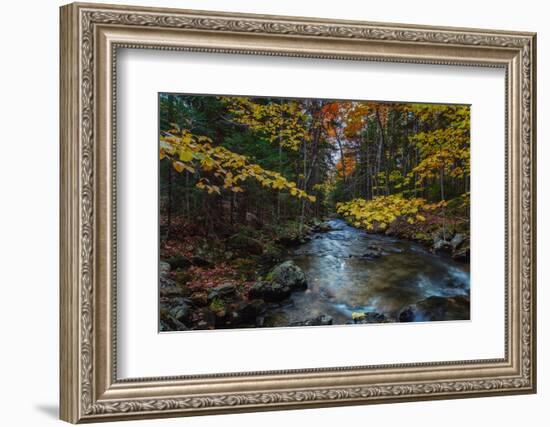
158, 94, 471, 331
57, 2, 536, 422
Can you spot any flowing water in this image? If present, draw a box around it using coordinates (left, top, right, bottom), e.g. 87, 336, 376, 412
264, 219, 470, 326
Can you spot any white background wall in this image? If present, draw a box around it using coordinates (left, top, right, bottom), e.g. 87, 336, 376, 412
0, 0, 546, 425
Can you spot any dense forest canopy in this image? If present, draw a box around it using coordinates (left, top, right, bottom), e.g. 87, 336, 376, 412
159, 93, 470, 237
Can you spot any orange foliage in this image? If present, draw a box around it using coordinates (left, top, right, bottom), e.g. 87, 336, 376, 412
344, 102, 391, 137
335, 152, 357, 178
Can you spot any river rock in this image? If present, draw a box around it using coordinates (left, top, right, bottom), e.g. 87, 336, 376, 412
194, 308, 216, 329
159, 312, 188, 331
230, 299, 266, 325
189, 291, 208, 306
169, 302, 191, 323
248, 281, 291, 302
312, 221, 332, 233
159, 261, 171, 277
207, 283, 237, 302
353, 312, 388, 324
400, 296, 470, 322
159, 275, 177, 289
159, 285, 185, 298
362, 244, 390, 259
248, 259, 310, 303
361, 250, 380, 259
159, 260, 178, 288
398, 307, 415, 322
450, 233, 466, 249
361, 247, 386, 259
432, 228, 455, 254
433, 238, 453, 254
290, 315, 333, 327
385, 246, 404, 254
433, 228, 453, 242
269, 260, 307, 291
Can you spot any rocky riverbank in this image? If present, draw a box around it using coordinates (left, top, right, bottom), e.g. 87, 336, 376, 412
348, 294, 470, 324
160, 219, 470, 331
382, 214, 470, 263
160, 251, 470, 330
159, 259, 314, 331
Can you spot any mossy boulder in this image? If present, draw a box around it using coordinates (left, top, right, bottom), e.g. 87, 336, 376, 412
248, 261, 307, 302
269, 260, 307, 291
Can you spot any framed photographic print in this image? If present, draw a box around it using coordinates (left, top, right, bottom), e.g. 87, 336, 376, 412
60, 2, 537, 423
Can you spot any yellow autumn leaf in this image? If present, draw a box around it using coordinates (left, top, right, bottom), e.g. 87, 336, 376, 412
179, 149, 193, 162
173, 161, 185, 173
183, 164, 195, 173
207, 185, 221, 195
161, 128, 315, 200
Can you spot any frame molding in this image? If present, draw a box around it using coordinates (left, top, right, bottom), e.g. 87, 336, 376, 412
60, 2, 536, 423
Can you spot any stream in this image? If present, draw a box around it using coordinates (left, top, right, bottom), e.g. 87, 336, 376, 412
264, 219, 470, 326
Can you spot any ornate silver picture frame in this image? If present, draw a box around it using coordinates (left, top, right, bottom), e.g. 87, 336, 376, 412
60, 2, 536, 423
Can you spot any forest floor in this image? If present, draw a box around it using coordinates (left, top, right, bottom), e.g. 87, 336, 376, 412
159, 216, 316, 330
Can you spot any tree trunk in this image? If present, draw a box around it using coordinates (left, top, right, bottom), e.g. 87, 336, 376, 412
185, 171, 190, 218
374, 109, 386, 197
230, 192, 234, 226
440, 167, 445, 201
299, 139, 307, 233
166, 165, 173, 239
277, 142, 282, 220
